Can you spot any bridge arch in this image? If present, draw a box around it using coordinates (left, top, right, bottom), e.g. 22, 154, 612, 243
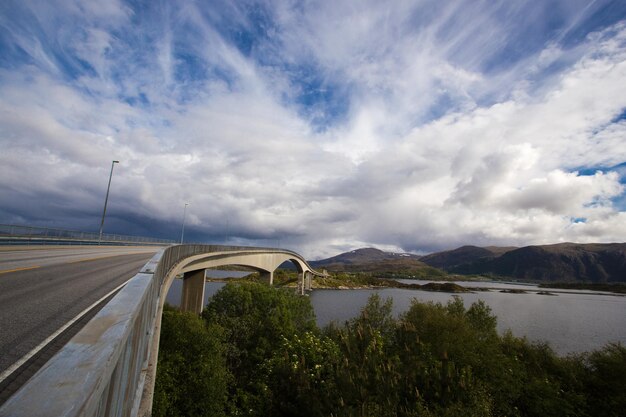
161, 250, 314, 314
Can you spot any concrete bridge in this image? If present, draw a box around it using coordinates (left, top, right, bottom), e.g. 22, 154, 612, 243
0, 244, 324, 417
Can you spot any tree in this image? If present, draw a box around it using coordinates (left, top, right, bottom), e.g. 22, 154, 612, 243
329, 295, 404, 416
154, 286, 623, 417
263, 331, 342, 416
394, 297, 493, 416
584, 343, 626, 417
202, 282, 317, 415
153, 305, 230, 417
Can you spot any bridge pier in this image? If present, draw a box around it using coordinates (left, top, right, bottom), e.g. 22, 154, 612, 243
181, 270, 205, 314
297, 272, 303, 295
259, 270, 274, 285
297, 272, 314, 295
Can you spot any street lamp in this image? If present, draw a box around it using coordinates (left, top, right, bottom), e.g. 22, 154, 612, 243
99, 160, 119, 245
180, 203, 189, 244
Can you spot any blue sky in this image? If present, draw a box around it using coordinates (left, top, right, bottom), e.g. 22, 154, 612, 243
1, 0, 625, 257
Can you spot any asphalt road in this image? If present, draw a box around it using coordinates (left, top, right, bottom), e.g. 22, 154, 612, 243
0, 246, 159, 375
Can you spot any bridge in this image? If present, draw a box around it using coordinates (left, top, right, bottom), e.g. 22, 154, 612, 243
0, 244, 324, 417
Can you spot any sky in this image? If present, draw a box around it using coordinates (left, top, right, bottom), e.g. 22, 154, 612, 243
1, 0, 626, 259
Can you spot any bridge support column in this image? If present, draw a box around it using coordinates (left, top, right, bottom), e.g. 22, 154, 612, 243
259, 270, 274, 285
305, 271, 312, 291
297, 272, 304, 295
181, 269, 205, 314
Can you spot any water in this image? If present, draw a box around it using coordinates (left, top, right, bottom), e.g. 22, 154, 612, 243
166, 280, 226, 307
165, 278, 626, 356
164, 270, 249, 306
310, 286, 626, 355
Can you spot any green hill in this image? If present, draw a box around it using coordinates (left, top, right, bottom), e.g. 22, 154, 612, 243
421, 242, 626, 282
310, 247, 446, 278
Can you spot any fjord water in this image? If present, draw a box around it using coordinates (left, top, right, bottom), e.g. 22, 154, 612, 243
166, 278, 626, 355
310, 283, 626, 355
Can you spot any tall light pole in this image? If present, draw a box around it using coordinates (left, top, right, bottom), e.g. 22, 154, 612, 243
180, 203, 189, 244
99, 160, 119, 245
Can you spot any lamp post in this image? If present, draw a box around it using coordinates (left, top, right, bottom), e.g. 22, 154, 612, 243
180, 203, 189, 244
99, 160, 119, 245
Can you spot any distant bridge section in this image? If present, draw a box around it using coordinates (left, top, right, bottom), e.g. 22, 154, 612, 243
0, 244, 323, 417
0, 224, 175, 246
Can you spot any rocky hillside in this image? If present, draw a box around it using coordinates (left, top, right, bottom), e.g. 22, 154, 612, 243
310, 248, 445, 277
421, 243, 626, 282
419, 245, 509, 269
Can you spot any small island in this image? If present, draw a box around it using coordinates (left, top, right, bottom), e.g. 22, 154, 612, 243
419, 282, 470, 293
500, 288, 528, 294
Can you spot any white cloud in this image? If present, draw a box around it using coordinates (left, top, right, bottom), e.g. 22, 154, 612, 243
1, 0, 625, 258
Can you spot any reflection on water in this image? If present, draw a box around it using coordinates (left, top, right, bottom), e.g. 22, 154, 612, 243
165, 278, 626, 355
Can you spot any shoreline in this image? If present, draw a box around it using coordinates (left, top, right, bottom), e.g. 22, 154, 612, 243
205, 277, 626, 296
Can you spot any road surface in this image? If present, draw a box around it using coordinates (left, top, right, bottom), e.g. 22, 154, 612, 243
0, 246, 159, 377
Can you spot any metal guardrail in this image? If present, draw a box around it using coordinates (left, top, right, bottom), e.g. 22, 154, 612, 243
0, 244, 317, 417
0, 224, 175, 245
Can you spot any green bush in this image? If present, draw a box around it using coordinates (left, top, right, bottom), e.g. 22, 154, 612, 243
153, 305, 230, 417
584, 343, 626, 417
154, 285, 626, 417
202, 282, 317, 415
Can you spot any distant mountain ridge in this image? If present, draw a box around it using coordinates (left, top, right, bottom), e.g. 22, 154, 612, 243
312, 247, 421, 264
419, 245, 506, 269
421, 243, 626, 282
310, 248, 444, 277
313, 243, 626, 282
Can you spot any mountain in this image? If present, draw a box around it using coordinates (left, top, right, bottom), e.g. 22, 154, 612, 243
419, 245, 513, 269
310, 248, 445, 277
421, 243, 626, 282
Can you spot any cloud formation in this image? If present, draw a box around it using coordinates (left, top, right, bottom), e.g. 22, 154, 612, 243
1, 0, 625, 258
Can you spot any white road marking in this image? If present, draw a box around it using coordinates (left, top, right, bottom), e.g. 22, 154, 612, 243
0, 277, 133, 385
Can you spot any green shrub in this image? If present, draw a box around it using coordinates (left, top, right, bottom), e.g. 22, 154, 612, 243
155, 285, 625, 417
153, 305, 230, 417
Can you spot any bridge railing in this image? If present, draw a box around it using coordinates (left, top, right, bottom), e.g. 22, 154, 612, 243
0, 224, 175, 245
0, 244, 316, 417
0, 249, 166, 417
